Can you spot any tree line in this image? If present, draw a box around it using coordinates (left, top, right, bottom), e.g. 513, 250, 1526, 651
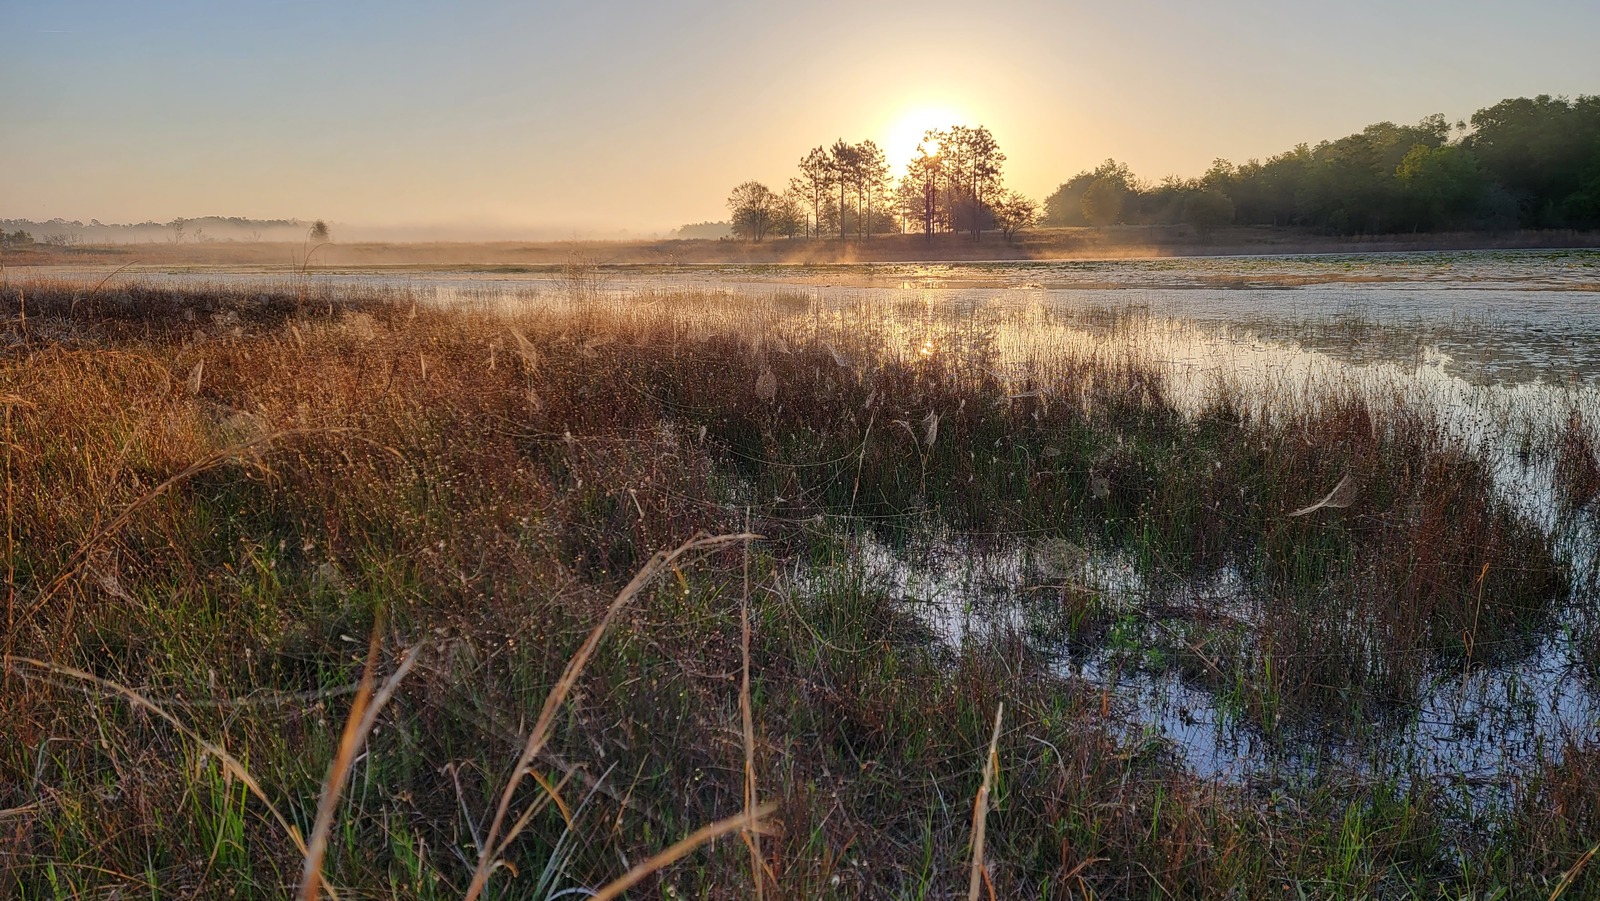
722, 94, 1600, 242
1044, 94, 1600, 235
726, 127, 1037, 242
0, 216, 327, 245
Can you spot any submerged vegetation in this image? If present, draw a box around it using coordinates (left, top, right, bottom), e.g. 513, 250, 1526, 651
1, 277, 1597, 897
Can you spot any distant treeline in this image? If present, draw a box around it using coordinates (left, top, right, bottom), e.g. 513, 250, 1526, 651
721, 94, 1600, 243
1046, 94, 1600, 234
0, 216, 322, 246
672, 221, 733, 240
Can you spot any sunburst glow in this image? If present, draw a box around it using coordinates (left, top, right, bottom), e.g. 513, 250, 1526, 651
881, 105, 967, 173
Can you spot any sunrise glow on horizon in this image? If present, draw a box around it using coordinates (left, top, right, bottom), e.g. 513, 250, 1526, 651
4, 1, 1598, 236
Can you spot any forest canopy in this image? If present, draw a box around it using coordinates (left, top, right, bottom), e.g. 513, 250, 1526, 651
1043, 95, 1600, 234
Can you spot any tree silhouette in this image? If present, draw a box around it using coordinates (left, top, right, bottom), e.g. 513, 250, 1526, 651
1081, 177, 1127, 226
828, 140, 861, 240
992, 190, 1038, 241
855, 140, 890, 240
1182, 189, 1235, 238
936, 126, 1006, 238
1046, 160, 1133, 227
776, 189, 806, 239
727, 182, 782, 241
791, 147, 833, 240
904, 140, 946, 241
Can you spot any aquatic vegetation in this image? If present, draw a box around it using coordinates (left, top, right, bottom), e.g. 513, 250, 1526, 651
1, 276, 1596, 898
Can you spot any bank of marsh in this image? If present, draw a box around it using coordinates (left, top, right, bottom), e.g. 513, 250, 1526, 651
1, 276, 1597, 898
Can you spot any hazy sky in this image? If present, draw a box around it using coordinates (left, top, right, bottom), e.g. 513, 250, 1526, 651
4, 0, 1597, 236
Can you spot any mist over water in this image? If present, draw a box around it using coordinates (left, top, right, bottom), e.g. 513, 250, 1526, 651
28, 247, 1600, 382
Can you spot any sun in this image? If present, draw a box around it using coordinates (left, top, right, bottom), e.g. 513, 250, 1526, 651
881, 105, 967, 173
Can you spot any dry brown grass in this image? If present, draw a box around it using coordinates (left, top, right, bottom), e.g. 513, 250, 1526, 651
1555, 410, 1600, 512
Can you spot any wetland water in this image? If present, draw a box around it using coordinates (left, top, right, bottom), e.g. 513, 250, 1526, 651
28, 247, 1600, 382
21, 248, 1600, 798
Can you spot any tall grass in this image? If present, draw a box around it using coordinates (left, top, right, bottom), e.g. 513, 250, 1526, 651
0, 277, 1594, 897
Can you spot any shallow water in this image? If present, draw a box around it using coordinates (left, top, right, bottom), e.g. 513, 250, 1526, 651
803, 529, 1599, 801
21, 248, 1600, 384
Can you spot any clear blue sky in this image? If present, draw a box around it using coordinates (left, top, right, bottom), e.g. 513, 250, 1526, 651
3, 0, 1597, 236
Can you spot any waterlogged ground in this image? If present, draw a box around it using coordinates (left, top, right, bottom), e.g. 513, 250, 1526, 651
794, 528, 1598, 808
19, 248, 1600, 806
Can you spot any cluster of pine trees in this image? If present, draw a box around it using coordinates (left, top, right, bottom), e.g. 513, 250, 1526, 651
726, 128, 1036, 242
1045, 95, 1600, 235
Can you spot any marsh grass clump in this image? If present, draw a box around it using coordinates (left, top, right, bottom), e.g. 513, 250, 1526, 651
0, 279, 398, 341
1252, 430, 1563, 720
1507, 743, 1600, 896
0, 278, 1593, 898
1555, 409, 1600, 512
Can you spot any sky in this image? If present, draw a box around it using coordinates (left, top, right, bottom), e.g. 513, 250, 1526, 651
3, 0, 1598, 237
